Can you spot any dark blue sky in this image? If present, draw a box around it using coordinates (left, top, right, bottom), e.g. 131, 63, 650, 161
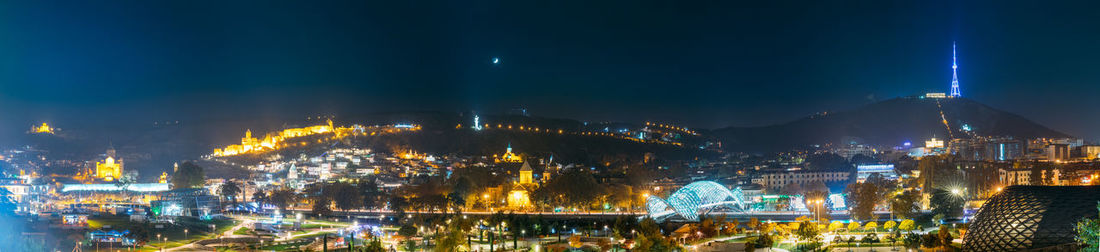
2, 1, 1099, 140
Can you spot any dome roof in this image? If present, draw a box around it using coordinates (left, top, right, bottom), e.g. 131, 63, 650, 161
964, 186, 1100, 251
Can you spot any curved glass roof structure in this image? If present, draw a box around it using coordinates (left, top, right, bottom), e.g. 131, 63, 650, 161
646, 181, 747, 221
964, 186, 1100, 251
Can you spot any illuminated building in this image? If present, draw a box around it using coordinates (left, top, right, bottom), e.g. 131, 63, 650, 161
287, 164, 299, 180
61, 183, 171, 193
752, 171, 850, 192
950, 42, 961, 97
472, 114, 483, 131
494, 143, 523, 163
212, 121, 419, 157
213, 120, 337, 156
964, 186, 1100, 251
518, 161, 533, 184
158, 172, 168, 184
834, 144, 876, 160
925, 137, 945, 148
507, 189, 532, 209
1045, 144, 1070, 161
924, 91, 950, 99
646, 181, 748, 221
1082, 145, 1100, 160
856, 164, 898, 182
29, 122, 54, 134
400, 150, 426, 160
507, 161, 538, 209
84, 146, 124, 182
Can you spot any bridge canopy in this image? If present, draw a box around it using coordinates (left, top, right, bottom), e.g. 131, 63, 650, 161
645, 181, 747, 221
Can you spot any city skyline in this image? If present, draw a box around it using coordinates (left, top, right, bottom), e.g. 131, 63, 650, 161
4, 1, 1100, 250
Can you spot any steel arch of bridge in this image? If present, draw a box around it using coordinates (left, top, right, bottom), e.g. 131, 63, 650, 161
645, 181, 748, 221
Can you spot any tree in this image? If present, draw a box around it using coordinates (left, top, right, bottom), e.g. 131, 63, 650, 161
312, 197, 332, 216
329, 182, 361, 212
929, 188, 965, 219
794, 219, 820, 242
750, 233, 774, 249
898, 219, 916, 233
612, 215, 638, 237
863, 222, 878, 231
827, 221, 844, 233
804, 180, 830, 194
268, 188, 298, 211
847, 222, 861, 233
889, 190, 921, 219
727, 218, 741, 235
357, 179, 382, 210
398, 223, 418, 237
532, 169, 605, 210
252, 190, 267, 205
1078, 204, 1100, 251
126, 223, 151, 246
844, 181, 882, 220
903, 233, 922, 248
883, 220, 897, 231
218, 180, 242, 205
171, 162, 206, 189
861, 232, 880, 244
364, 239, 385, 252
433, 219, 469, 252
389, 196, 409, 222
937, 225, 953, 248
448, 176, 472, 209
696, 217, 719, 238
779, 183, 803, 196
921, 233, 940, 248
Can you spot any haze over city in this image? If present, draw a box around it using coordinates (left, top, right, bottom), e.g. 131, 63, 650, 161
2, 1, 1100, 140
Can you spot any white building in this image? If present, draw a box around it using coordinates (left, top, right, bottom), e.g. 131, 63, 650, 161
752, 171, 850, 192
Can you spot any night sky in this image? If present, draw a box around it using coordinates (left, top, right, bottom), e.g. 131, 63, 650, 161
2, 1, 1099, 140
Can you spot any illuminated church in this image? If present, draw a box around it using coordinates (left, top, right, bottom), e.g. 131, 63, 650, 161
494, 143, 523, 163
84, 146, 124, 182
507, 161, 538, 209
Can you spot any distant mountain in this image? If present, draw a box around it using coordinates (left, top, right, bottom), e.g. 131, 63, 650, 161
712, 97, 1071, 152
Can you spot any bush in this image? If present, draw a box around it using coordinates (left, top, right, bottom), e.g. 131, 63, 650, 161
860, 232, 880, 244
921, 233, 940, 248
751, 234, 774, 248
795, 241, 823, 251
902, 233, 922, 248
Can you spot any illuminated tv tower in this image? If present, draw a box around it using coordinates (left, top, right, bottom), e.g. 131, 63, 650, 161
950, 42, 961, 97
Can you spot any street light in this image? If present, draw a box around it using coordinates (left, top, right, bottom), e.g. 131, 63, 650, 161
184, 229, 188, 240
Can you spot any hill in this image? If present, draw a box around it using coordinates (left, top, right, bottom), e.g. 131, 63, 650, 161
712, 97, 1070, 152
8, 111, 714, 181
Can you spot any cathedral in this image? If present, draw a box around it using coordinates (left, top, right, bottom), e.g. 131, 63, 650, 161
84, 146, 124, 182
507, 161, 538, 209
